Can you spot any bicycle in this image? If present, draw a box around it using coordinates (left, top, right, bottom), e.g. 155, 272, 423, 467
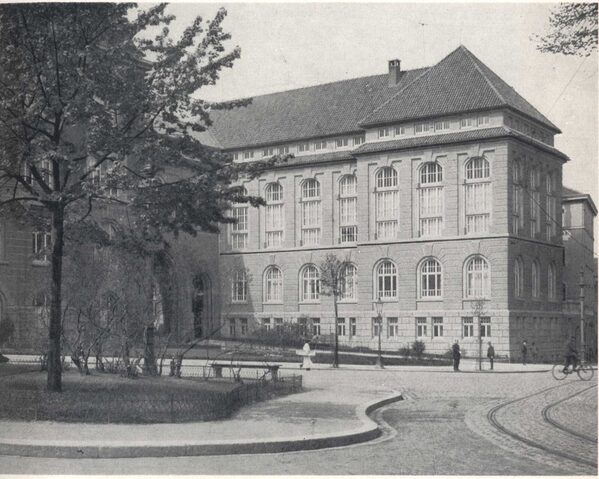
552, 361, 594, 381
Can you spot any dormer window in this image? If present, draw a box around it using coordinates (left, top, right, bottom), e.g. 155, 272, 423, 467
378, 127, 390, 138
298, 142, 310, 153
434, 120, 450, 132
353, 135, 365, 146
395, 126, 406, 136
336, 137, 350, 148
460, 118, 474, 128
314, 140, 327, 150
477, 116, 489, 126
278, 146, 289, 155
415, 122, 431, 134
233, 152, 239, 161
262, 147, 274, 158
243, 151, 254, 160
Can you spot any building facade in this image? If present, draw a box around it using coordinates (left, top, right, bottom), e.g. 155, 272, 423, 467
208, 46, 595, 359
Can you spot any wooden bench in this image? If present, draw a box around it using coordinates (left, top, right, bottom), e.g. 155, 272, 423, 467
210, 362, 281, 382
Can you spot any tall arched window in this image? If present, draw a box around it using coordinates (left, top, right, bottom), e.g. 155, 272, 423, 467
532, 260, 540, 298
419, 162, 443, 237
548, 263, 556, 300
514, 257, 523, 297
339, 175, 357, 243
301, 179, 321, 246
464, 156, 491, 234
232, 270, 248, 303
465, 256, 490, 298
546, 172, 557, 240
265, 183, 284, 247
340, 263, 357, 301
530, 166, 540, 237
420, 258, 442, 298
376, 260, 397, 299
512, 159, 523, 234
301, 265, 320, 302
264, 266, 283, 303
375, 167, 398, 240
231, 187, 249, 249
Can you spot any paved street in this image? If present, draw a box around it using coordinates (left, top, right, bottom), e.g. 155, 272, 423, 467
0, 368, 596, 475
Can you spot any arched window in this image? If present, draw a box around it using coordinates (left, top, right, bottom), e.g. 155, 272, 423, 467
232, 270, 248, 303
420, 258, 442, 298
264, 266, 283, 303
532, 260, 540, 298
512, 159, 523, 234
301, 179, 321, 246
301, 265, 320, 302
464, 156, 491, 234
231, 186, 248, 249
548, 263, 556, 300
339, 175, 357, 243
419, 162, 443, 237
530, 166, 540, 237
340, 263, 357, 301
265, 183, 284, 247
546, 172, 557, 240
375, 167, 399, 240
465, 256, 490, 298
514, 257, 523, 297
376, 260, 397, 299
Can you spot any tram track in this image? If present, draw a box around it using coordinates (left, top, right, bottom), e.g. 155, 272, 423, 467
542, 385, 597, 444
487, 381, 597, 469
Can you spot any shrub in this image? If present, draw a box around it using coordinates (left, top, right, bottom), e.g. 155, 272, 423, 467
411, 340, 425, 358
398, 346, 411, 357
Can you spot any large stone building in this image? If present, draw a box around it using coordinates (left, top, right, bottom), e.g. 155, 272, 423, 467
204, 45, 596, 360
1, 45, 597, 360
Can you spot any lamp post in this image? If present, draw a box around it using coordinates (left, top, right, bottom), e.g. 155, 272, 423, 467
374, 296, 384, 369
579, 269, 585, 362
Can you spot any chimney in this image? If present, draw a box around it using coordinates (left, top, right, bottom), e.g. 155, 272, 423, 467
388, 59, 401, 87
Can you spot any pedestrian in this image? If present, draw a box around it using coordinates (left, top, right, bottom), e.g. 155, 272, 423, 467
521, 340, 528, 366
531, 342, 538, 363
452, 340, 461, 372
487, 341, 495, 370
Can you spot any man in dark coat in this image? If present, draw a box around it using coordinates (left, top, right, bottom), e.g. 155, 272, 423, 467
521, 340, 528, 366
487, 341, 495, 370
452, 340, 461, 371
563, 337, 578, 373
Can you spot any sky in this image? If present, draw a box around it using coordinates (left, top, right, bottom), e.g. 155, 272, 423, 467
156, 2, 598, 254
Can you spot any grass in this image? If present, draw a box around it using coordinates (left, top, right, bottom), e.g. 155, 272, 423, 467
0, 366, 240, 424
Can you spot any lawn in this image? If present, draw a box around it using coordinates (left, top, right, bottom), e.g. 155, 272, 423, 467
0, 366, 241, 424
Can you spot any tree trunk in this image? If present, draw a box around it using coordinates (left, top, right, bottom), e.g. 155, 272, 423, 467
144, 324, 157, 375
333, 294, 339, 368
47, 205, 65, 392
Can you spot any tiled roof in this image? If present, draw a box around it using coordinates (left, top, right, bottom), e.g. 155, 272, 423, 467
360, 46, 560, 132
562, 186, 584, 197
270, 151, 354, 169
201, 45, 560, 150
353, 126, 569, 161
201, 68, 429, 150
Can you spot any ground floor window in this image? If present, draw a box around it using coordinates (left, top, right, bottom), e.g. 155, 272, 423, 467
274, 317, 283, 330
432, 317, 444, 337
387, 317, 399, 338
349, 317, 356, 337
239, 318, 248, 335
480, 317, 491, 337
298, 317, 308, 335
416, 317, 427, 338
337, 318, 346, 336
228, 318, 236, 337
311, 318, 321, 336
372, 317, 382, 337
261, 318, 271, 330
462, 317, 474, 337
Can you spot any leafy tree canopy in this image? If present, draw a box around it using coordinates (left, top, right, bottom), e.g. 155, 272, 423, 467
534, 3, 598, 57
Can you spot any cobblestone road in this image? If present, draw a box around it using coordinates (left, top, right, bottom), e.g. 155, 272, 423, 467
0, 369, 596, 474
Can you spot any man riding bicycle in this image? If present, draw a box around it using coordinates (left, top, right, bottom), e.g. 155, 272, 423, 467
563, 337, 579, 373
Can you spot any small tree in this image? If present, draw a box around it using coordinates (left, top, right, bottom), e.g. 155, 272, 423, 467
319, 254, 350, 368
534, 3, 598, 57
412, 340, 425, 359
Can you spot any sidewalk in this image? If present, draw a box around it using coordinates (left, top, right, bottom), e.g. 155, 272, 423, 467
0, 366, 402, 459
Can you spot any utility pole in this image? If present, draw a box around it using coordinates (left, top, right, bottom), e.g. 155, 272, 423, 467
579, 269, 585, 362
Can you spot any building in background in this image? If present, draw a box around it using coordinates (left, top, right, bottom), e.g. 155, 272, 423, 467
1, 45, 597, 360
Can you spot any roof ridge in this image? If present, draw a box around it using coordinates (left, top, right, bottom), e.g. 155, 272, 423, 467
358, 61, 438, 126
458, 45, 507, 105
213, 69, 427, 106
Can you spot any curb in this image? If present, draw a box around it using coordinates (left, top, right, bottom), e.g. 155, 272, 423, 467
0, 393, 403, 459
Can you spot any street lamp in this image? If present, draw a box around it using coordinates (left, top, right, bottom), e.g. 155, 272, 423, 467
374, 296, 384, 369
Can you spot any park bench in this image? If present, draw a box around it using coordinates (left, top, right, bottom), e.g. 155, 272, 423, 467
210, 362, 281, 382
